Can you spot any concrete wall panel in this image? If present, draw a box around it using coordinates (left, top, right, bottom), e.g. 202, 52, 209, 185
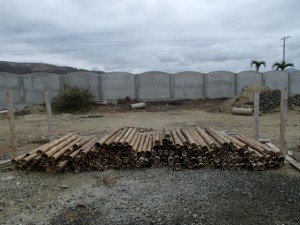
173, 71, 204, 99
101, 72, 136, 100
23, 73, 61, 104
0, 72, 22, 109
263, 71, 288, 90
236, 71, 263, 93
289, 71, 300, 95
138, 71, 171, 100
206, 71, 235, 98
63, 72, 100, 99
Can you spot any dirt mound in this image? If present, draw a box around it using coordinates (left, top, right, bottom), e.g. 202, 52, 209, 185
209, 85, 300, 114
209, 85, 271, 113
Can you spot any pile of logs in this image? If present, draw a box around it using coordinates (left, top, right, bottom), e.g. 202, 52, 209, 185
12, 126, 285, 173
260, 89, 300, 113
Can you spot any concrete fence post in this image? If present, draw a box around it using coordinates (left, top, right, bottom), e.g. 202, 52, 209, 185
135, 74, 140, 100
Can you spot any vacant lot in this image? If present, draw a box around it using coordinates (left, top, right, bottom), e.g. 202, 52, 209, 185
1, 101, 300, 225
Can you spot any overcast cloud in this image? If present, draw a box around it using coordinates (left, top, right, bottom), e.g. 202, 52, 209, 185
0, 0, 299, 73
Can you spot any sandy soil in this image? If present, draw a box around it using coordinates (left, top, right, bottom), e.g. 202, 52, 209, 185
0, 101, 300, 225
1, 100, 300, 158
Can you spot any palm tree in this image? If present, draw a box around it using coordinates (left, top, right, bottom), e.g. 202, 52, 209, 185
272, 61, 294, 70
250, 60, 266, 71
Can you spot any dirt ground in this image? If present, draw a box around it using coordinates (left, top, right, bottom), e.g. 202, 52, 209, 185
1, 100, 300, 158
1, 100, 300, 225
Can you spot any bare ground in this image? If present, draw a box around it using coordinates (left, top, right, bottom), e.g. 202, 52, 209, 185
0, 100, 300, 225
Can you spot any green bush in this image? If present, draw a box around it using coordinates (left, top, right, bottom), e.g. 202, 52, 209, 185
52, 86, 95, 112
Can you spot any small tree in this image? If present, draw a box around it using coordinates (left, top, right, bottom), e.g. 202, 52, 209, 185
52, 86, 95, 112
250, 60, 266, 71
272, 61, 294, 70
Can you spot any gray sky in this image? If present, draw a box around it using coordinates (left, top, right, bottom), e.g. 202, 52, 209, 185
0, 0, 299, 73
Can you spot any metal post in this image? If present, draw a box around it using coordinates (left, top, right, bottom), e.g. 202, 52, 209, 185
281, 36, 290, 62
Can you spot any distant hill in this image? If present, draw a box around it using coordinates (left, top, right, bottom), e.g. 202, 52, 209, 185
0, 61, 105, 75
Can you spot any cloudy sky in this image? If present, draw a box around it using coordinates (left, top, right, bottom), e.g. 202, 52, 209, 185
0, 0, 299, 73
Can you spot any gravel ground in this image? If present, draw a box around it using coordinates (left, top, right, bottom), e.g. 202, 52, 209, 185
1, 164, 300, 225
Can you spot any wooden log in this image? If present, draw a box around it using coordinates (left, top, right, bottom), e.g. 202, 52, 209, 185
175, 128, 189, 146
196, 126, 217, 148
50, 137, 84, 162
163, 126, 171, 139
37, 133, 74, 155
44, 91, 55, 141
235, 135, 269, 155
154, 132, 160, 146
136, 133, 146, 157
56, 160, 68, 171
204, 128, 229, 147
124, 127, 138, 146
223, 134, 248, 150
73, 136, 93, 149
132, 133, 142, 153
42, 135, 79, 158
191, 130, 208, 151
239, 134, 273, 153
146, 135, 153, 158
113, 128, 129, 147
181, 129, 196, 148
95, 127, 121, 148
6, 90, 17, 157
105, 129, 123, 146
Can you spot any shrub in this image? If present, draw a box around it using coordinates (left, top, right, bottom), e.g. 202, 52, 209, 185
52, 86, 95, 112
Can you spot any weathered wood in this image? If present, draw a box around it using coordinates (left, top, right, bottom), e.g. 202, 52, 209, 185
254, 92, 260, 140
44, 91, 55, 141
6, 90, 17, 157
280, 88, 288, 156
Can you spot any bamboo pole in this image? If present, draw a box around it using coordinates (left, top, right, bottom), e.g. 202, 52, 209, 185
204, 128, 228, 147
42, 135, 79, 158
163, 126, 171, 139
124, 127, 138, 146
6, 90, 17, 158
37, 133, 74, 155
95, 127, 121, 148
280, 88, 288, 156
44, 91, 55, 141
196, 126, 216, 148
181, 129, 196, 148
254, 92, 260, 140
175, 128, 189, 146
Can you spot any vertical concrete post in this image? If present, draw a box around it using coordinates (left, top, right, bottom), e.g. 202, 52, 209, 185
135, 74, 139, 101
280, 88, 288, 156
98, 74, 103, 100
203, 73, 207, 99
170, 74, 174, 99
18, 75, 25, 104
234, 73, 238, 95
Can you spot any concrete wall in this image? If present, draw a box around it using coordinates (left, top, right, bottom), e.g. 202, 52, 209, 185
138, 71, 171, 100
173, 71, 204, 99
263, 71, 289, 90
289, 71, 300, 96
62, 72, 100, 99
205, 71, 235, 98
101, 72, 136, 100
236, 71, 263, 93
23, 73, 61, 104
1, 70, 300, 108
0, 72, 22, 109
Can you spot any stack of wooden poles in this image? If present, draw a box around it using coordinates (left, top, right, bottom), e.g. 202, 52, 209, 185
12, 126, 285, 173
